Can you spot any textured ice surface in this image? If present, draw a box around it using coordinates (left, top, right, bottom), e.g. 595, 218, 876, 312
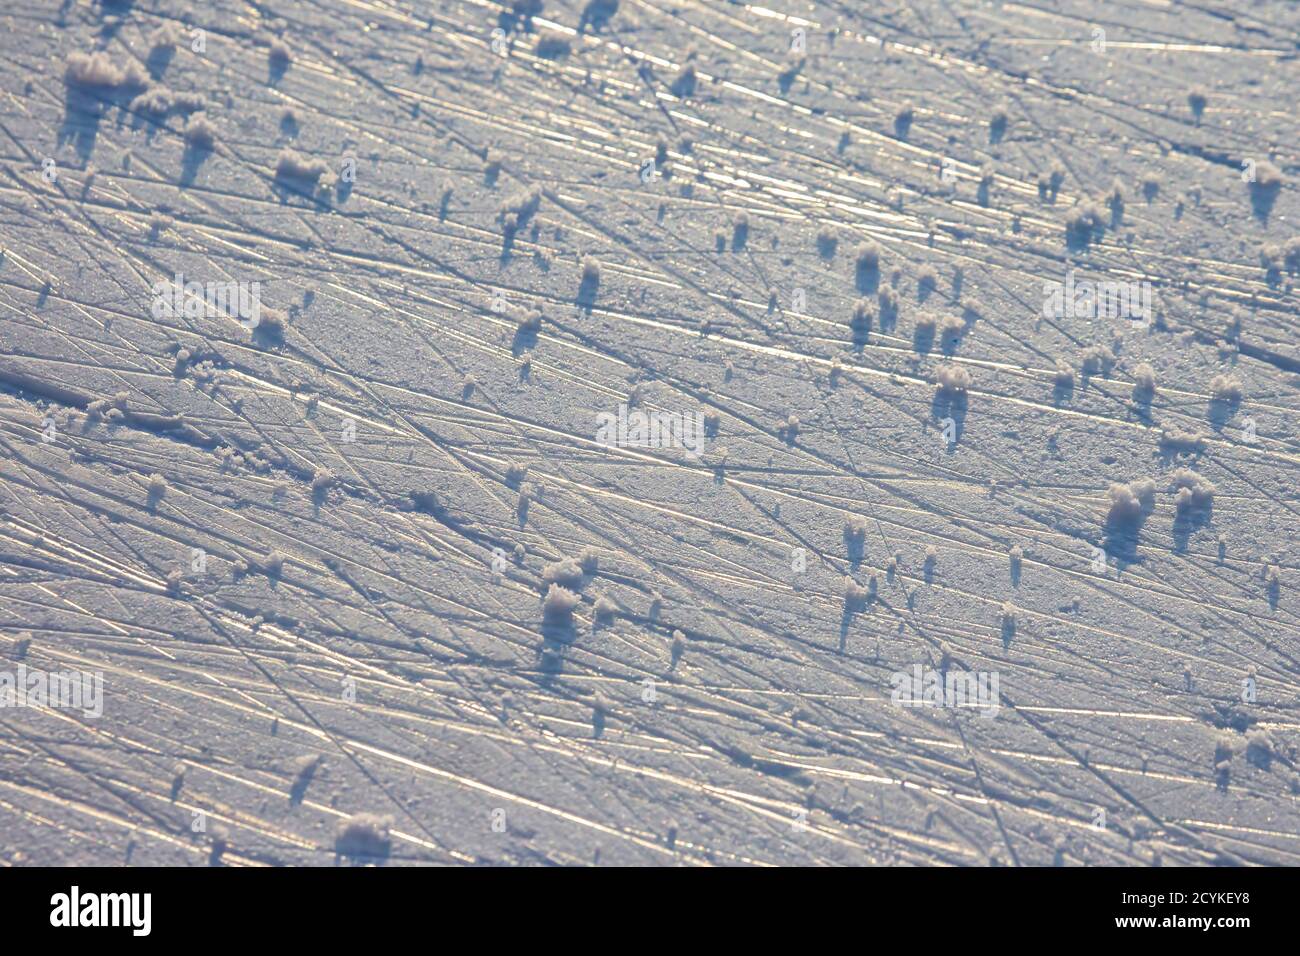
0, 0, 1297, 866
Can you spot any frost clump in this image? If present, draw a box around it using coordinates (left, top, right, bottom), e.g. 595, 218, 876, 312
65, 51, 147, 89
1209, 373, 1242, 403
934, 364, 971, 396
542, 583, 581, 620
542, 558, 584, 589
335, 813, 392, 860
1106, 478, 1156, 525
1171, 469, 1215, 514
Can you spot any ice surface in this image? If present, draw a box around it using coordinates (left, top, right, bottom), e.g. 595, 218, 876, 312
0, 0, 1297, 866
